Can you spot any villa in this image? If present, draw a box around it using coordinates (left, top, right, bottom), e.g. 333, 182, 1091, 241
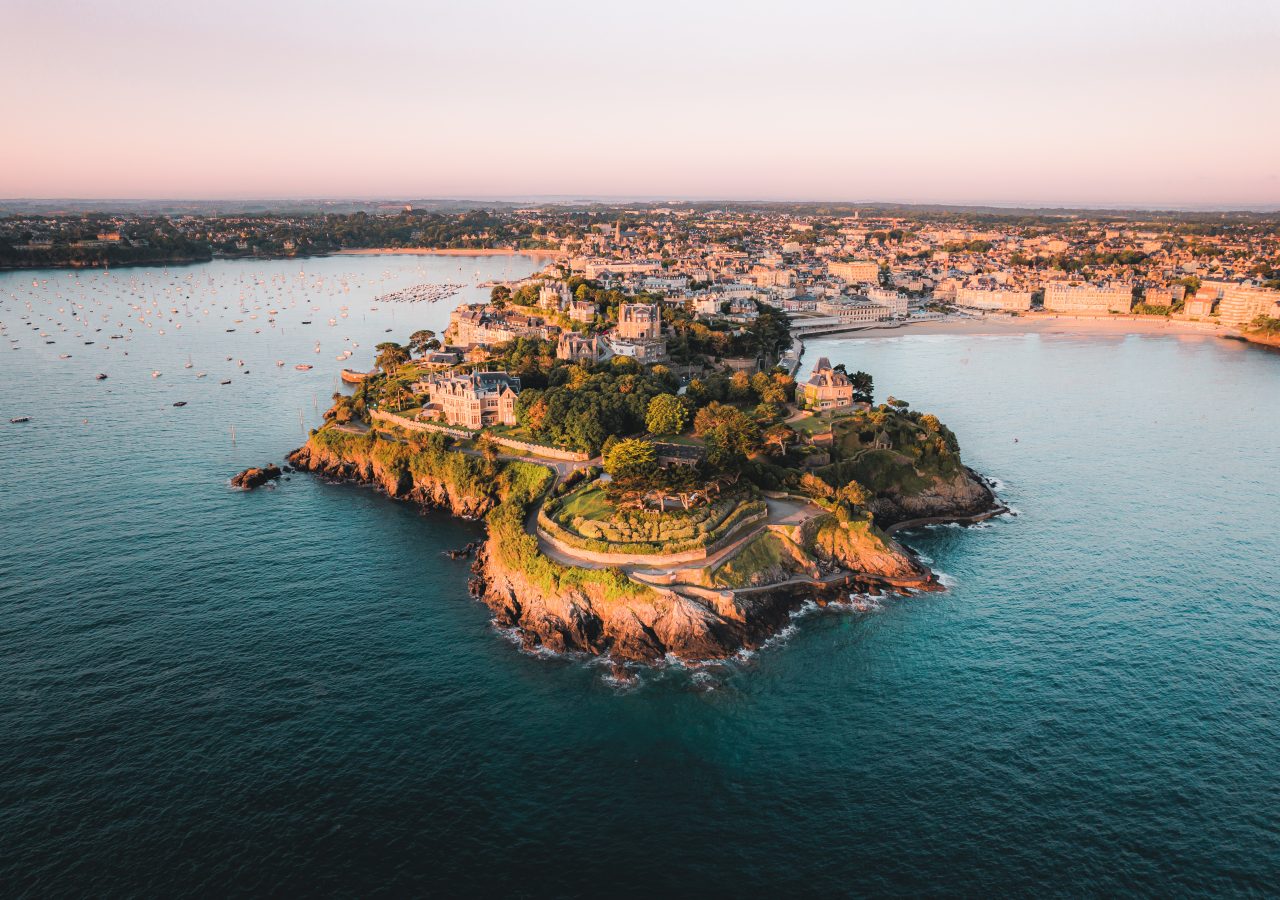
417, 371, 522, 429
556, 332, 601, 364
799, 357, 855, 411
617, 302, 662, 340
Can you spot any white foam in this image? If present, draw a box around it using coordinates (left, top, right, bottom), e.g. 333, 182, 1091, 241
846, 593, 885, 613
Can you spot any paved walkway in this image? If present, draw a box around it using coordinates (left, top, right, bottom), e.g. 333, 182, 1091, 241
329, 418, 824, 582
534, 492, 824, 576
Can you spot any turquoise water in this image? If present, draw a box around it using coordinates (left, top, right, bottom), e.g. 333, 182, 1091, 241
2, 261, 1279, 895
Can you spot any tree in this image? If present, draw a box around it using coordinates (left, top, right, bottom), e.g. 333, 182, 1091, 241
798, 472, 834, 499
850, 371, 874, 404
604, 438, 657, 480
696, 402, 760, 470
408, 329, 436, 356
645, 393, 688, 436
476, 433, 500, 473
762, 423, 796, 456
519, 392, 550, 431
836, 479, 871, 508
375, 342, 410, 375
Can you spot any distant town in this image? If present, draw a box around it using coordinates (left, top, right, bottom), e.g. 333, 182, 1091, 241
3, 202, 1278, 339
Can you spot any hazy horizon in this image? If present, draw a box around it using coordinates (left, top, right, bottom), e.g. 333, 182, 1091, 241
5, 0, 1279, 206
4, 195, 1279, 216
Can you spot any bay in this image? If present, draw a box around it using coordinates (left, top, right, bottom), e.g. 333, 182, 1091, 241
2, 260, 1278, 895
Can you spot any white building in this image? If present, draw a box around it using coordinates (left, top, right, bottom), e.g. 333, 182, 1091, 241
864, 287, 910, 317
1044, 282, 1133, 314
829, 259, 882, 284
955, 287, 1034, 312
815, 298, 890, 324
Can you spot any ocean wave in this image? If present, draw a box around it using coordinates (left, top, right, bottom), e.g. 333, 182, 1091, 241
845, 593, 885, 613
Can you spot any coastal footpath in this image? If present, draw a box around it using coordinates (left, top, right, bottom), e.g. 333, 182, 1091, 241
285, 425, 1002, 663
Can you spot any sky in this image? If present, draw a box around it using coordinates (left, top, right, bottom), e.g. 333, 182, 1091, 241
3, 0, 1279, 208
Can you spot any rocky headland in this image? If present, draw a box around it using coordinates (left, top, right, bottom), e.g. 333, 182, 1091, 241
285, 425, 1002, 664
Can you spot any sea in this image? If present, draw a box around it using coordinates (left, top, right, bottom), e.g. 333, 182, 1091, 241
2, 255, 1278, 896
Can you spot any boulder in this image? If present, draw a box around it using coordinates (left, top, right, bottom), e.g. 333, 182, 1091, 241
231, 464, 282, 490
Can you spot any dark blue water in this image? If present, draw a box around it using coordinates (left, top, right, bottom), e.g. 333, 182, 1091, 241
3, 263, 1279, 896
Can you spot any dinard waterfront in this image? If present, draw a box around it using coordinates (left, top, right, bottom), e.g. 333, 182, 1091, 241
2, 254, 1278, 893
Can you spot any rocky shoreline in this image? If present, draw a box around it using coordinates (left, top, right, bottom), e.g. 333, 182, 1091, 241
284, 436, 1003, 664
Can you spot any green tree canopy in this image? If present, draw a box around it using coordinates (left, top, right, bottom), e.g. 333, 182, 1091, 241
604, 438, 657, 480
645, 393, 688, 436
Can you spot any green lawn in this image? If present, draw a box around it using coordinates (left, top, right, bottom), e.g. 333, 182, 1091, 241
557, 485, 614, 522
658, 433, 704, 447
487, 424, 538, 441
711, 532, 783, 588
790, 415, 830, 436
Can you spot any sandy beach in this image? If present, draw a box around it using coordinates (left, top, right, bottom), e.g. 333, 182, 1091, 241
831, 313, 1234, 341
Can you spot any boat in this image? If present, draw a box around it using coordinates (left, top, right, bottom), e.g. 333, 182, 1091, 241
173, 401, 188, 407
196, 372, 207, 378
10, 416, 30, 423
96, 373, 108, 380
340, 368, 372, 384
295, 364, 313, 371
184, 355, 193, 369
275, 360, 284, 367
151, 371, 161, 377
220, 379, 231, 385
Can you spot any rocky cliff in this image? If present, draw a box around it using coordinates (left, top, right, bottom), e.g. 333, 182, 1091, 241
871, 466, 1002, 528
287, 436, 495, 519
289, 429, 992, 664
477, 539, 826, 662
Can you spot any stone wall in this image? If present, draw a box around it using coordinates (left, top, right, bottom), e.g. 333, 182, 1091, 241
371, 411, 590, 461
536, 508, 768, 567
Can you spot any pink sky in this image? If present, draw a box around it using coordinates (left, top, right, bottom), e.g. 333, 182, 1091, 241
4, 0, 1279, 207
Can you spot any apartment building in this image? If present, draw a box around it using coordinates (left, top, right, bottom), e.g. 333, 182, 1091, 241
828, 259, 882, 284
955, 287, 1034, 312
1044, 282, 1133, 314
448, 304, 553, 347
1214, 282, 1280, 328
815, 298, 890, 324
864, 287, 910, 317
